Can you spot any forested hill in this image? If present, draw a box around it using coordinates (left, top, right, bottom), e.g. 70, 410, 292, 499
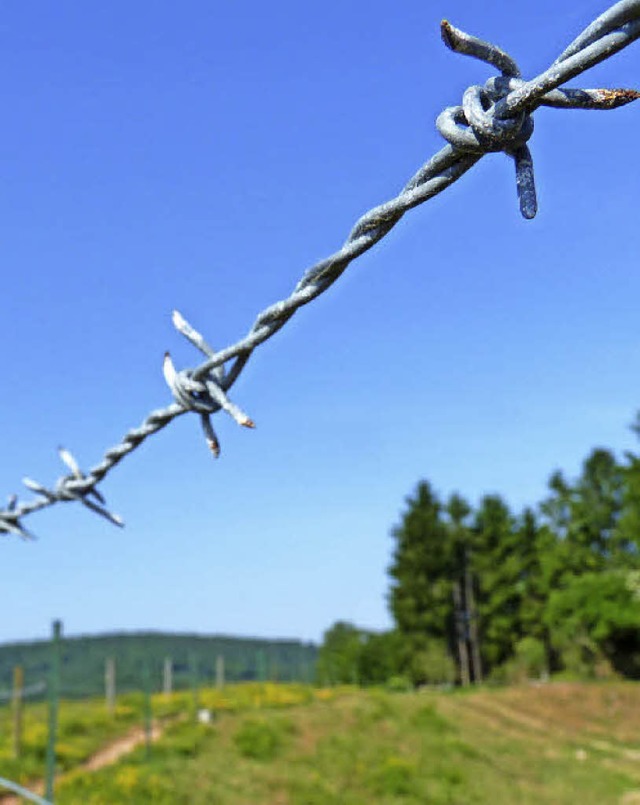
0, 631, 317, 698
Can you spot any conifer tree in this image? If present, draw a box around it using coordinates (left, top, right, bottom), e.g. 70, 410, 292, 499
472, 495, 522, 671
388, 481, 454, 680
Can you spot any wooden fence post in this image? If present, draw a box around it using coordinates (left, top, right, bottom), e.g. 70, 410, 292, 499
45, 619, 62, 802
163, 656, 173, 696
189, 653, 199, 719
142, 664, 152, 760
105, 657, 116, 716
12, 666, 23, 759
215, 655, 225, 689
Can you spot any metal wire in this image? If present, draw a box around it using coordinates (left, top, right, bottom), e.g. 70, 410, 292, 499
0, 777, 52, 805
0, 680, 46, 702
2, 0, 639, 539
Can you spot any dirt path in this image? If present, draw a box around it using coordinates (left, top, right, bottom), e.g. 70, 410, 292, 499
0, 720, 166, 804
83, 720, 164, 771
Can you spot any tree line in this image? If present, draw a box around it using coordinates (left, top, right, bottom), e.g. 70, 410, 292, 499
318, 424, 640, 687
0, 631, 317, 698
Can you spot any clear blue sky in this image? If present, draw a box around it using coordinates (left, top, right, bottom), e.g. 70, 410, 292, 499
1, 0, 638, 645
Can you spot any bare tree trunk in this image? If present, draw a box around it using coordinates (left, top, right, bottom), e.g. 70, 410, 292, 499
465, 558, 483, 683
452, 581, 470, 686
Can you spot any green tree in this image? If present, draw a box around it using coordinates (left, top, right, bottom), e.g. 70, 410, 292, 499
541, 449, 624, 579
514, 508, 557, 674
357, 631, 405, 686
384, 436, 640, 685
517, 509, 547, 640
472, 495, 522, 672
545, 570, 640, 677
572, 449, 623, 569
316, 621, 363, 685
388, 481, 455, 684
540, 470, 571, 541
612, 415, 640, 565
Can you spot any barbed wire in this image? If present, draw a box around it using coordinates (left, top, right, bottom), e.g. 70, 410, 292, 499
0, 778, 52, 805
0, 680, 47, 703
2, 0, 639, 539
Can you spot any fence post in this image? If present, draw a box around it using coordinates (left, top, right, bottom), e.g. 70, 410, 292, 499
189, 653, 199, 720
163, 656, 173, 696
142, 664, 152, 760
105, 657, 116, 716
215, 655, 225, 689
45, 619, 62, 803
12, 666, 23, 759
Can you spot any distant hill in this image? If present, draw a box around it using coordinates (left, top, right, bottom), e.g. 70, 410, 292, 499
0, 630, 318, 699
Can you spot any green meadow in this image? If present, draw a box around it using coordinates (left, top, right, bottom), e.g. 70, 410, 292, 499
10, 681, 637, 805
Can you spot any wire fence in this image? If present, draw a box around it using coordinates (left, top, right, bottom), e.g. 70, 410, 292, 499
1, 0, 639, 540
0, 683, 46, 705
0, 620, 321, 804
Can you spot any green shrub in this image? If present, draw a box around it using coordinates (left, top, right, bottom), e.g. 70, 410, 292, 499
410, 641, 456, 686
493, 636, 549, 683
371, 756, 417, 796
385, 675, 412, 692
59, 716, 92, 738
157, 722, 214, 758
515, 637, 547, 676
233, 718, 283, 760
409, 703, 452, 735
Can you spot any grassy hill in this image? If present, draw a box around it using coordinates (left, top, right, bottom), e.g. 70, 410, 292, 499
0, 631, 317, 699
46, 682, 640, 804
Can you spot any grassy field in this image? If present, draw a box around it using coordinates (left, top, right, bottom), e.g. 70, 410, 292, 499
5, 682, 640, 803
49, 682, 640, 804
0, 683, 342, 798
0, 695, 143, 785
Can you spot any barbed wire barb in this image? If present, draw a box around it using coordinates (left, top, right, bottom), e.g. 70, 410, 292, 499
1, 0, 639, 538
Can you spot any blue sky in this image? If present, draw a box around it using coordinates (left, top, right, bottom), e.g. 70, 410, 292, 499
0, 0, 638, 645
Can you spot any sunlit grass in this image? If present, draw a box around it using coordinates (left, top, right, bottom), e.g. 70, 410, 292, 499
0, 683, 349, 790
55, 682, 640, 804
0, 697, 140, 784
6, 682, 640, 803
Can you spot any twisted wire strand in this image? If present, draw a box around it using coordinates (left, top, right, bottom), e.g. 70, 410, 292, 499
0, 778, 52, 805
2, 0, 639, 539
